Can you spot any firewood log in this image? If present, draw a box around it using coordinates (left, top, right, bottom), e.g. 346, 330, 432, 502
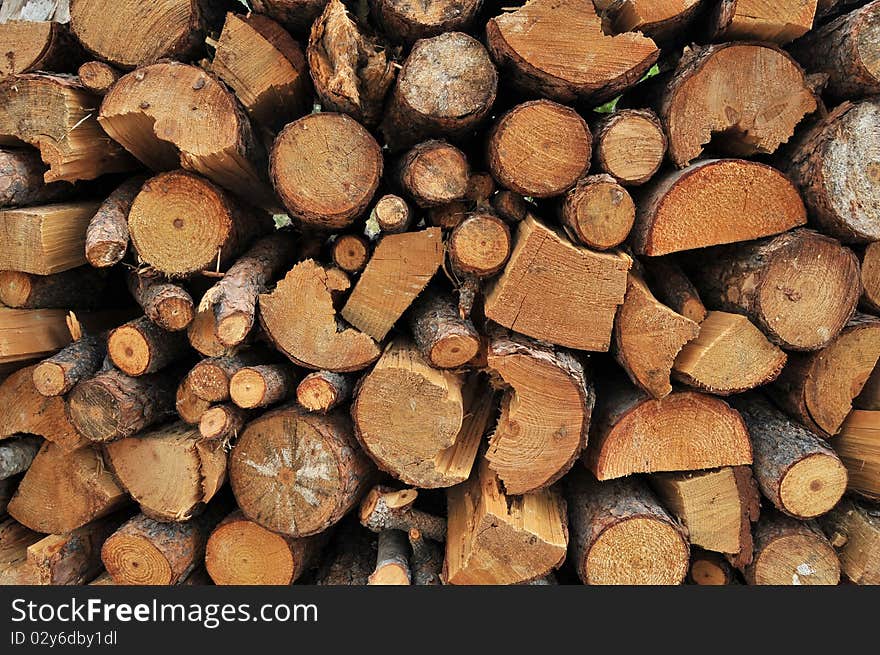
594, 0, 703, 42
688, 548, 738, 585
0, 74, 134, 182
641, 256, 707, 323
372, 0, 482, 43
32, 332, 105, 396
380, 32, 497, 151
77, 60, 120, 95
0, 436, 41, 481
744, 511, 840, 585
791, 1, 880, 99
199, 404, 247, 442
296, 371, 353, 414
492, 190, 529, 224
592, 109, 667, 186
331, 234, 371, 274
84, 177, 144, 268
784, 99, 880, 243
0, 267, 109, 309
771, 314, 880, 436
445, 457, 568, 585
0, 517, 41, 585
567, 469, 689, 585
359, 486, 446, 542
408, 528, 442, 586
0, 18, 79, 79
213, 12, 310, 133
67, 368, 178, 443
127, 272, 193, 332
484, 215, 631, 351
367, 529, 411, 585
107, 316, 190, 376
8, 442, 128, 533
833, 409, 880, 499
630, 159, 807, 256
176, 371, 212, 425
229, 363, 296, 409
370, 194, 412, 234
613, 271, 700, 399
313, 520, 375, 585
861, 242, 880, 313
486, 0, 659, 104
819, 498, 880, 585
407, 291, 480, 369
660, 43, 818, 167
0, 148, 72, 208
687, 229, 860, 351
104, 422, 226, 522
448, 213, 511, 284
187, 351, 266, 403
396, 140, 469, 208
252, 0, 328, 34
230, 407, 374, 537
585, 377, 752, 480
206, 510, 322, 585
560, 175, 635, 250
710, 0, 818, 42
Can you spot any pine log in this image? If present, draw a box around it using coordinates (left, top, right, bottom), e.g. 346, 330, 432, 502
630, 159, 807, 256
67, 368, 178, 443
252, 0, 328, 34
592, 110, 666, 186
585, 379, 753, 480
486, 331, 593, 495
127, 273, 193, 332
370, 194, 412, 234
129, 171, 270, 277
352, 341, 489, 488
485, 215, 631, 351
108, 316, 190, 376
271, 112, 382, 231
28, 513, 126, 585
397, 140, 469, 208
206, 510, 321, 585
448, 213, 512, 279
595, 0, 703, 42
372, 0, 482, 43
176, 371, 212, 425
0, 74, 134, 182
445, 457, 568, 585
359, 486, 446, 542
771, 314, 880, 436
77, 60, 120, 95
331, 234, 370, 274
486, 0, 658, 104
488, 100, 591, 199
101, 509, 224, 585
861, 242, 880, 313
834, 410, 880, 499
187, 307, 233, 359
408, 527, 442, 585
732, 394, 847, 519
660, 43, 818, 167
213, 12, 310, 133
820, 498, 880, 585
341, 228, 444, 341
641, 256, 707, 324
650, 466, 759, 565
229, 363, 296, 409
104, 421, 226, 522
0, 148, 72, 208
0, 517, 41, 585
407, 291, 480, 369
0, 201, 100, 274
688, 548, 738, 585
744, 511, 840, 585
307, 0, 394, 127
560, 175, 635, 250
0, 19, 78, 79
368, 529, 411, 585
492, 190, 529, 224
0, 267, 109, 309
0, 365, 87, 451
187, 351, 266, 403
99, 62, 274, 206
84, 176, 144, 268
427, 201, 469, 231
613, 271, 700, 399
0, 436, 41, 481
296, 370, 354, 413
229, 407, 374, 537
380, 32, 497, 151
672, 311, 788, 395
784, 99, 880, 243
687, 228, 860, 351
259, 259, 380, 372
199, 404, 247, 442
32, 333, 105, 396
710, 0, 818, 42
8, 442, 127, 533
567, 469, 689, 585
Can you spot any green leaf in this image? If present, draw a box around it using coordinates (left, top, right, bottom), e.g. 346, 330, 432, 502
273, 214, 292, 229
640, 63, 660, 83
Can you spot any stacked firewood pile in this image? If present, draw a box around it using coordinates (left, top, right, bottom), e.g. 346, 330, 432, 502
0, 0, 879, 587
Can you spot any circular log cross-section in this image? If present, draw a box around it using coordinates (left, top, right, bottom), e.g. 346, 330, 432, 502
448, 213, 512, 278
373, 0, 483, 43
397, 140, 470, 208
560, 175, 635, 250
271, 112, 383, 231
593, 109, 667, 186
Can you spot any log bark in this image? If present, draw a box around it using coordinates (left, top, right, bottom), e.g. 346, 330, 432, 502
372, 0, 482, 43
307, 0, 394, 127
67, 368, 178, 443
784, 99, 880, 243
341, 228, 444, 341
368, 529, 410, 585
370, 194, 412, 234
595, 0, 703, 43
585, 376, 753, 480
206, 510, 322, 585
359, 485, 446, 542
486, 0, 658, 104
484, 215, 631, 351
659, 43, 818, 167
407, 291, 480, 369
0, 267, 111, 310
592, 109, 666, 186
640, 256, 707, 324
833, 409, 880, 499
613, 271, 700, 399
32, 332, 105, 396
770, 313, 880, 436
686, 228, 860, 351
296, 371, 353, 413
397, 140, 469, 208
271, 112, 382, 230
445, 457, 568, 585
791, 1, 880, 99
77, 60, 120, 95
380, 32, 497, 151
0, 148, 72, 208
630, 159, 807, 256
84, 176, 144, 268
229, 363, 297, 409
127, 272, 194, 332
176, 371, 212, 425
259, 259, 380, 372
486, 330, 593, 495
819, 498, 880, 585
8, 442, 128, 533
408, 527, 442, 585
744, 511, 840, 585
105, 421, 226, 522
107, 316, 190, 376
252, 0, 328, 34
560, 175, 635, 250
230, 406, 374, 537
448, 213, 511, 279
0, 18, 80, 79
0, 436, 41, 481
710, 0, 818, 43
567, 468, 689, 585
331, 234, 370, 274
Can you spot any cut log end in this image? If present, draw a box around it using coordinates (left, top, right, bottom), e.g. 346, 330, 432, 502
371, 194, 412, 234
561, 175, 635, 250
779, 453, 848, 520
31, 362, 67, 397
449, 213, 512, 278
593, 109, 667, 186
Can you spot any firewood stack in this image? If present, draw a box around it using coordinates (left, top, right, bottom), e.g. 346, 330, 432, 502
1, 0, 879, 587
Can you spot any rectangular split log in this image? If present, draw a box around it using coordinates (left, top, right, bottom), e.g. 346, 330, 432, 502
820, 498, 880, 585
834, 410, 880, 499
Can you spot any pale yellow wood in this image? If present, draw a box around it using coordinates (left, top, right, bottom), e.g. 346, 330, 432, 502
0, 202, 99, 274
834, 410, 880, 499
